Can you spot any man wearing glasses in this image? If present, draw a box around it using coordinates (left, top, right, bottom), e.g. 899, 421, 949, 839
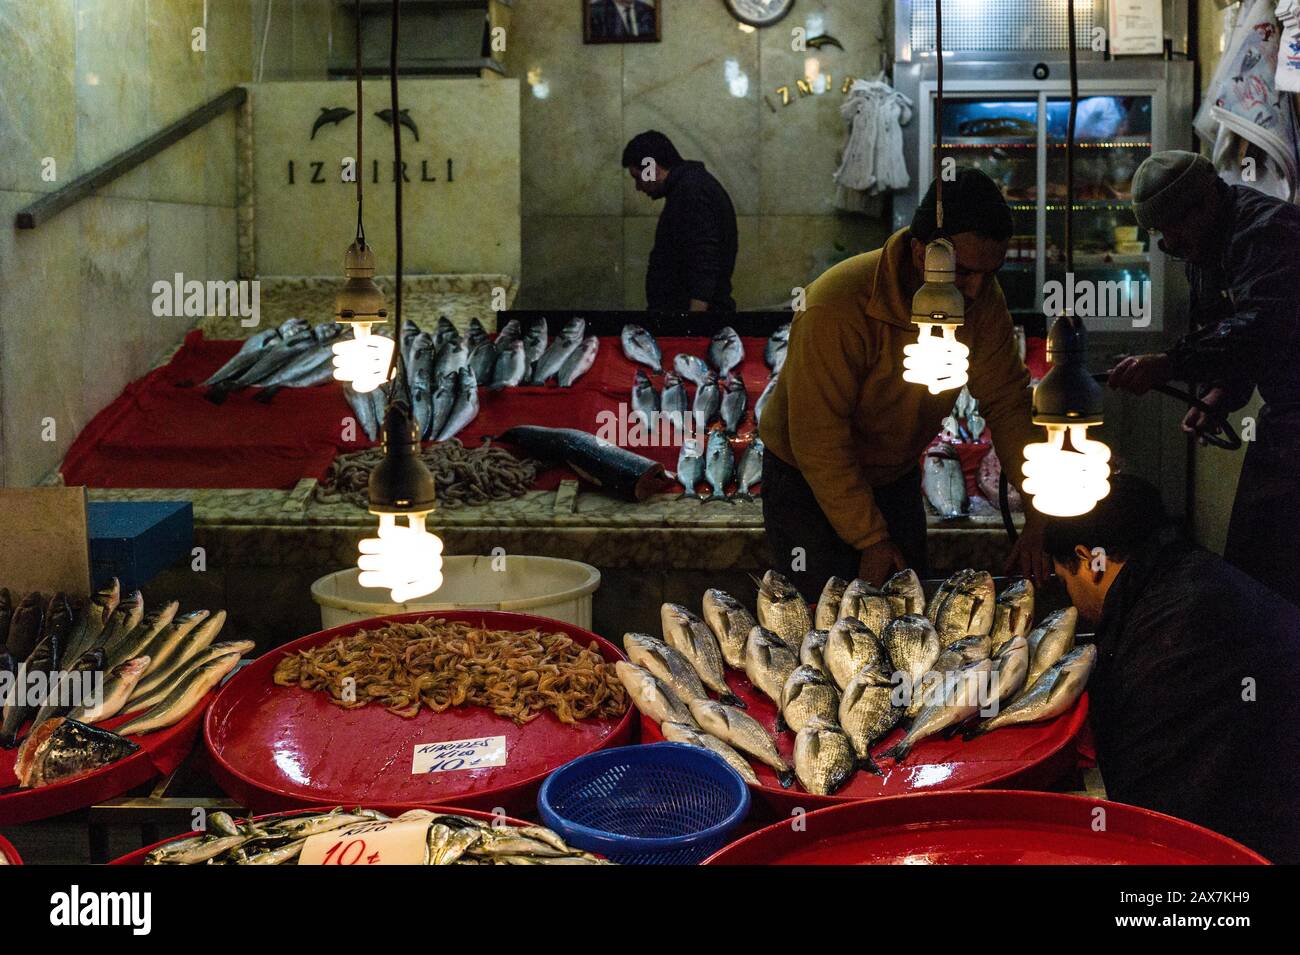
759, 169, 1046, 598
1107, 150, 1300, 607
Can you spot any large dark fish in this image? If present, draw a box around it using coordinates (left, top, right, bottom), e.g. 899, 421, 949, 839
13, 717, 138, 788
496, 426, 666, 502
5, 592, 45, 662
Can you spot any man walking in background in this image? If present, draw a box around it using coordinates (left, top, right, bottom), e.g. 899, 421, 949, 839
623, 130, 738, 313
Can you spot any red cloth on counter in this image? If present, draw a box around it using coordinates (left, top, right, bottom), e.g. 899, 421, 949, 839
61, 330, 1050, 492
60, 332, 767, 490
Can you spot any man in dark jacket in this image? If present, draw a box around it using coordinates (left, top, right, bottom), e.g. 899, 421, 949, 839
1107, 151, 1300, 606
589, 0, 657, 40
623, 130, 738, 312
1045, 473, 1300, 864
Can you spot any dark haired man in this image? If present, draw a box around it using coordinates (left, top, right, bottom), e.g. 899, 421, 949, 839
1106, 150, 1300, 607
1044, 473, 1300, 863
622, 130, 738, 312
759, 168, 1045, 597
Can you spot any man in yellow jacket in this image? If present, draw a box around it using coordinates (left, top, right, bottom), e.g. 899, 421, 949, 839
760, 169, 1047, 597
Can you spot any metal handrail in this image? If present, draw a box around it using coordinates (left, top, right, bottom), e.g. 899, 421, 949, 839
14, 87, 247, 230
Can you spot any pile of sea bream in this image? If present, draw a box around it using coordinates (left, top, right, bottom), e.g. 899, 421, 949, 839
622, 323, 787, 502
617, 569, 1094, 795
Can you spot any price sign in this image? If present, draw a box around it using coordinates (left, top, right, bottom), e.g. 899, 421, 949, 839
411, 735, 507, 775
299, 815, 433, 866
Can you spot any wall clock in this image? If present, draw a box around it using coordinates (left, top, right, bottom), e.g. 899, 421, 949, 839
724, 0, 796, 29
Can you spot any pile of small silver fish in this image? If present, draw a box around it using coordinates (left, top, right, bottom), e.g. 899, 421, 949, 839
617, 568, 1093, 796
202, 318, 345, 402
145, 807, 609, 865
623, 323, 785, 502
1, 580, 245, 788
345, 317, 599, 444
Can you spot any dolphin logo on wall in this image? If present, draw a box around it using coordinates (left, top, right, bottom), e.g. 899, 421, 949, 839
374, 108, 420, 141
310, 106, 356, 139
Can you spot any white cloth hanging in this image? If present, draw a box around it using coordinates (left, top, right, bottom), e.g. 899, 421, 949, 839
1278, 0, 1300, 92
834, 76, 912, 211
1195, 0, 1300, 202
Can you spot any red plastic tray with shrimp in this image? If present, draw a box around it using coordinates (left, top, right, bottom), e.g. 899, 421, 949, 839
0, 692, 214, 826
640, 665, 1088, 819
703, 790, 1269, 865
204, 611, 635, 816
108, 804, 531, 865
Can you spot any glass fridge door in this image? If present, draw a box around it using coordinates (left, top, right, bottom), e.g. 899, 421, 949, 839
1043, 95, 1155, 329
931, 97, 1042, 314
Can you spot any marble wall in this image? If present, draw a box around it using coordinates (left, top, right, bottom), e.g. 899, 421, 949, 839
0, 0, 255, 486
248, 79, 522, 278
505, 0, 895, 310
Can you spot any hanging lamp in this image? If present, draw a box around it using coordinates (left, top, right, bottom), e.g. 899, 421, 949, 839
332, 0, 395, 394
356, 0, 444, 602
1022, 0, 1112, 517
906, 0, 969, 395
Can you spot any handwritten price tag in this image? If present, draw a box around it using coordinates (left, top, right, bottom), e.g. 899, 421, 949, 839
299, 815, 433, 866
411, 735, 507, 775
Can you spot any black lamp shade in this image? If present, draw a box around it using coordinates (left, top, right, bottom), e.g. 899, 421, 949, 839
1032, 315, 1104, 425
368, 401, 436, 512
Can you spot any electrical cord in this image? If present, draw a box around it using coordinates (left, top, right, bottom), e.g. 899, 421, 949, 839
998, 374, 1243, 542
382, 0, 412, 409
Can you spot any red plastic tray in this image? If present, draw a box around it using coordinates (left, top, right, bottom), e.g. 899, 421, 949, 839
641, 666, 1087, 818
109, 804, 530, 864
0, 833, 20, 864
0, 691, 215, 826
704, 790, 1270, 864
204, 611, 635, 816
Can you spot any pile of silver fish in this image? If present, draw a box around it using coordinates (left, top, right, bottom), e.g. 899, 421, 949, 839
616, 568, 1093, 796
471, 316, 597, 391
1, 580, 246, 788
145, 807, 609, 865
202, 318, 345, 402
622, 323, 786, 502
675, 433, 763, 503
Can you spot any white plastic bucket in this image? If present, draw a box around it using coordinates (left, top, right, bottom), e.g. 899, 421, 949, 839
311, 555, 601, 630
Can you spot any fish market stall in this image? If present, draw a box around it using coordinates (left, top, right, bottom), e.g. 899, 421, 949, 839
58, 311, 1035, 647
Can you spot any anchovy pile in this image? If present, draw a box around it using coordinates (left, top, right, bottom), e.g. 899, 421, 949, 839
1, 581, 241, 788
201, 318, 345, 403
145, 807, 610, 865
622, 323, 782, 502
315, 439, 539, 510
619, 568, 1092, 796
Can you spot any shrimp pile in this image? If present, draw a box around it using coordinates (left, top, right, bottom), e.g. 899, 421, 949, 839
272, 618, 627, 725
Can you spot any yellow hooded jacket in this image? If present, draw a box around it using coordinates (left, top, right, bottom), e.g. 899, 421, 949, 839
759, 227, 1038, 552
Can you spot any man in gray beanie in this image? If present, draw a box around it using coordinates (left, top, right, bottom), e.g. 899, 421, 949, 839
1108, 149, 1300, 607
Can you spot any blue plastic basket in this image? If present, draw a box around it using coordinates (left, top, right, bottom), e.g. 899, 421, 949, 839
538, 743, 752, 865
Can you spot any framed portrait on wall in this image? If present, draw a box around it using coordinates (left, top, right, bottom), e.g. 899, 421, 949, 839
584, 0, 661, 44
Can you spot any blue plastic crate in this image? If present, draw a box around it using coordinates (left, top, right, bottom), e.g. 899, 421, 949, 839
88, 501, 194, 593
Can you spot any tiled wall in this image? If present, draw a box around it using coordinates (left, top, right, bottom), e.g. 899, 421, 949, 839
505, 0, 896, 310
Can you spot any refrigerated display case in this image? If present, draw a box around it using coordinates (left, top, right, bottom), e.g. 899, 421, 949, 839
892, 2, 1195, 333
